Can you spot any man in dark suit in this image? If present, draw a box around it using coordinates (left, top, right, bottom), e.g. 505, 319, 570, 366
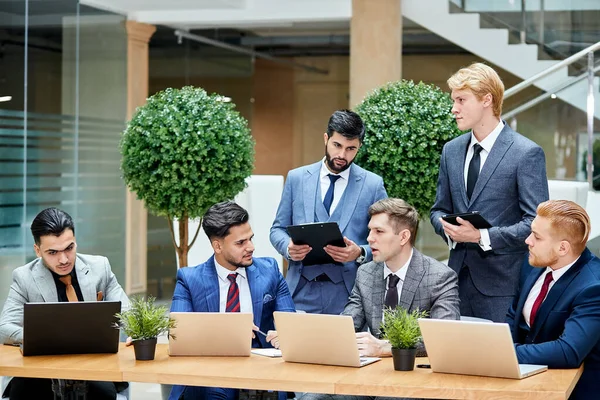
270, 109, 387, 315
507, 200, 600, 400
0, 207, 129, 400
169, 201, 295, 400
298, 199, 459, 400
430, 62, 549, 322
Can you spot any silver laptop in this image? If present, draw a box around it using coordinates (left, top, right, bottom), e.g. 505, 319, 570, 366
273, 311, 380, 367
418, 319, 547, 379
169, 312, 253, 356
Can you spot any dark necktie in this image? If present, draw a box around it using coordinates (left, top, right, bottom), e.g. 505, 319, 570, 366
226, 273, 240, 312
59, 275, 78, 302
466, 143, 483, 200
384, 274, 400, 309
323, 174, 341, 215
529, 271, 553, 326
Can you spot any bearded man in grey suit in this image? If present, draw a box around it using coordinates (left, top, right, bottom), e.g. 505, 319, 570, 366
430, 63, 549, 323
0, 207, 129, 400
298, 198, 459, 400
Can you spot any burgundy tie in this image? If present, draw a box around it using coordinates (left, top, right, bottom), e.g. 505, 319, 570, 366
226, 273, 240, 312
530, 271, 553, 326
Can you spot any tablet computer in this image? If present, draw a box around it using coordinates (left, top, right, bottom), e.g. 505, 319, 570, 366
442, 211, 492, 229
286, 222, 345, 266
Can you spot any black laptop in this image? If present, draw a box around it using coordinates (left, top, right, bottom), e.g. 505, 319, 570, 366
21, 301, 121, 356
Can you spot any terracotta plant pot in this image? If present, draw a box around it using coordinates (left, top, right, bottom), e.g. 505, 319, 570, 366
391, 347, 417, 371
133, 337, 157, 361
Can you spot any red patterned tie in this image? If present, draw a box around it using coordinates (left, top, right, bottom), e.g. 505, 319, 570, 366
530, 271, 553, 326
226, 273, 240, 312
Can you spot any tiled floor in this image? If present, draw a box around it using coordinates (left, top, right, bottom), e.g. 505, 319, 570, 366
129, 382, 165, 400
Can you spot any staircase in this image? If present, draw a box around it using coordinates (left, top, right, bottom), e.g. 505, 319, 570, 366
402, 0, 600, 119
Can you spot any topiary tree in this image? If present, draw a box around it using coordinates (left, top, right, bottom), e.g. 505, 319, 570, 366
355, 80, 463, 217
120, 86, 255, 268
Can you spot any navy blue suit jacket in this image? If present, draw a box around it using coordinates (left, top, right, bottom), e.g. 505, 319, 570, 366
168, 256, 295, 400
506, 249, 600, 399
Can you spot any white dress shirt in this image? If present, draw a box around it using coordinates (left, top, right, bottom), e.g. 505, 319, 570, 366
522, 257, 579, 326
383, 249, 413, 305
215, 259, 253, 314
319, 158, 350, 215
448, 120, 504, 252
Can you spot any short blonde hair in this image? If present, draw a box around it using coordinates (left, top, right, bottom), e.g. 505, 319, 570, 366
368, 198, 419, 246
536, 200, 591, 254
447, 62, 505, 117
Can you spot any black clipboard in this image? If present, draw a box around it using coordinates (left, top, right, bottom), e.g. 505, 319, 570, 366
442, 211, 492, 229
286, 222, 346, 266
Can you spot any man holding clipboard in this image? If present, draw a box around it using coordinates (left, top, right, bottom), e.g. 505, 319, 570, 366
270, 110, 387, 315
430, 63, 549, 322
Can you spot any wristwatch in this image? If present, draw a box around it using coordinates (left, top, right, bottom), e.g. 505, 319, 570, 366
356, 247, 366, 264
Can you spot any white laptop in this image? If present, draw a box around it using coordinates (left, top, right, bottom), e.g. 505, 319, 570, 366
273, 311, 380, 367
418, 319, 547, 379
169, 312, 253, 356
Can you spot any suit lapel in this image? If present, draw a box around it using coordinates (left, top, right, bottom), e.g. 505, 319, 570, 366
337, 164, 365, 233
370, 263, 386, 335
530, 250, 591, 339
204, 257, 220, 312
303, 162, 321, 222
399, 250, 426, 311
469, 125, 514, 205
32, 260, 58, 302
74, 256, 95, 301
449, 134, 471, 208
516, 268, 544, 324
247, 264, 264, 328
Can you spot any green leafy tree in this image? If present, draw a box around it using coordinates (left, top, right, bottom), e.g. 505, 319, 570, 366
355, 80, 463, 217
120, 86, 255, 267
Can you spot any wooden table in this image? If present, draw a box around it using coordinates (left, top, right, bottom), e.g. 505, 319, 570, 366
0, 344, 583, 399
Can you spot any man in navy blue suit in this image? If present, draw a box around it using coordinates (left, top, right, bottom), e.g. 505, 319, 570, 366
169, 201, 295, 400
507, 200, 600, 399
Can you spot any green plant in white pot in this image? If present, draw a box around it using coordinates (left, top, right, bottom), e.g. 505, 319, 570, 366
115, 296, 176, 360
381, 307, 429, 371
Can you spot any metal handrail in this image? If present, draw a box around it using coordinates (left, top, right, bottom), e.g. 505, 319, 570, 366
505, 40, 600, 99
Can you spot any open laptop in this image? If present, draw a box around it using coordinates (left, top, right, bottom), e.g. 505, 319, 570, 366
273, 311, 380, 367
22, 301, 121, 356
418, 319, 547, 379
168, 312, 253, 356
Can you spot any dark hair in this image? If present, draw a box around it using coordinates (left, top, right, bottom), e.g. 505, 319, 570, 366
30, 207, 75, 246
369, 198, 420, 246
326, 109, 365, 142
202, 201, 249, 240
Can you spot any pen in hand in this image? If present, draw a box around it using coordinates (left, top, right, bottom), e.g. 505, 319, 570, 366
254, 328, 268, 337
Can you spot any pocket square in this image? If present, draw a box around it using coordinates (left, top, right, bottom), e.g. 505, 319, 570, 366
97, 291, 103, 301
263, 294, 273, 303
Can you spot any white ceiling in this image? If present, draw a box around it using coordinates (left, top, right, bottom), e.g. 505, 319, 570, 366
80, 0, 352, 30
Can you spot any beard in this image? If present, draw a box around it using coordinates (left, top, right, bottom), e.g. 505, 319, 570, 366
325, 147, 354, 173
224, 253, 253, 269
528, 249, 559, 268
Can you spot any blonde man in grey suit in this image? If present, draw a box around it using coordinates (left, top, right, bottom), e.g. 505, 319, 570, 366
0, 207, 129, 400
298, 198, 459, 400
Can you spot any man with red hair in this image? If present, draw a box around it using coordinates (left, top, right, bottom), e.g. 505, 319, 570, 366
507, 200, 600, 399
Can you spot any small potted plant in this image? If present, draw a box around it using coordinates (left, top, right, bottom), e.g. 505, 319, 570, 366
115, 296, 176, 360
381, 307, 429, 371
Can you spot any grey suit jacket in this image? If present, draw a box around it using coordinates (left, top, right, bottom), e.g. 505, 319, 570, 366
430, 124, 549, 297
0, 253, 129, 345
342, 249, 460, 339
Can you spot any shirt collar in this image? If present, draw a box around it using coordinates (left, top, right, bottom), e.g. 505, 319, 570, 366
544, 256, 580, 282
214, 257, 248, 282
383, 249, 413, 282
470, 120, 504, 153
320, 157, 351, 181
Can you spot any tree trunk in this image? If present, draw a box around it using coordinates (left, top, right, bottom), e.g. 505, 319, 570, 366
177, 213, 189, 267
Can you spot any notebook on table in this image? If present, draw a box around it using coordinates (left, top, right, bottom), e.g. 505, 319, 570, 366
418, 318, 547, 379
22, 301, 121, 356
273, 311, 380, 367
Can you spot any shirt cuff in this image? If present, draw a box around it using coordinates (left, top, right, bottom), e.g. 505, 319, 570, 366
478, 229, 492, 251
446, 235, 457, 250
